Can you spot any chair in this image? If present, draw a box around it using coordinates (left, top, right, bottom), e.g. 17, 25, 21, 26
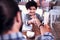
49, 9, 60, 40
50, 9, 60, 29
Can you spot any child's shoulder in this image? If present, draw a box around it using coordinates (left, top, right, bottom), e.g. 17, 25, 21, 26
35, 13, 41, 17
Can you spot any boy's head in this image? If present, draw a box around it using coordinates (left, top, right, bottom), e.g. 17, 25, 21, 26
0, 0, 22, 34
26, 1, 37, 16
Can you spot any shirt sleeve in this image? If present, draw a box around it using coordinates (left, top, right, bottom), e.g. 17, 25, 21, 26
36, 13, 43, 23
41, 32, 54, 40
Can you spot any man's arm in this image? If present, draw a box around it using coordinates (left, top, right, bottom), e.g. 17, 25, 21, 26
39, 25, 54, 40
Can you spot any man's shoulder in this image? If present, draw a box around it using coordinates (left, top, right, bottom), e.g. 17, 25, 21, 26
35, 32, 54, 40
0, 32, 26, 40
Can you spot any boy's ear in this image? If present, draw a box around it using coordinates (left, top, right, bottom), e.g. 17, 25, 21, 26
16, 11, 21, 23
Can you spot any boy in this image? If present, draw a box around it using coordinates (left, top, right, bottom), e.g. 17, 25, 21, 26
22, 1, 43, 32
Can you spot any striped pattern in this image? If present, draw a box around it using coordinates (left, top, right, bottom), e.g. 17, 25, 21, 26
0, 32, 26, 40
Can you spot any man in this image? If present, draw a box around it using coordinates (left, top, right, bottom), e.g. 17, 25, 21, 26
0, 0, 26, 40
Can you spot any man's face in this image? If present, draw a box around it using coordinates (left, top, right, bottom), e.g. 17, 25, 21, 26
14, 11, 23, 31
27, 6, 36, 16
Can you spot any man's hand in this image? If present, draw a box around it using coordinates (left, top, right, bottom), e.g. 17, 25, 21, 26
40, 24, 51, 35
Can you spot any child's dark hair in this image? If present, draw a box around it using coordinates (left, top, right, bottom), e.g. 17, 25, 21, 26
25, 1, 37, 9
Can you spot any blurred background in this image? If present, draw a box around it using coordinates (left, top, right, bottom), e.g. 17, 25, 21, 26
15, 0, 60, 40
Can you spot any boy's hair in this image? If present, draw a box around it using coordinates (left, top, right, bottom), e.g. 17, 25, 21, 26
0, 0, 20, 34
25, 1, 37, 9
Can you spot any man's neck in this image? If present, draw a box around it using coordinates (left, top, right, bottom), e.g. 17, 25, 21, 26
3, 29, 19, 35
